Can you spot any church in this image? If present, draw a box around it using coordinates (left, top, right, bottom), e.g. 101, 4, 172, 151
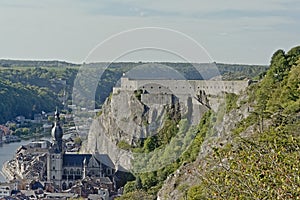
47, 110, 115, 190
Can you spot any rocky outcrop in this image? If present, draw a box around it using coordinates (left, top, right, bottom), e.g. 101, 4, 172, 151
83, 88, 209, 172
157, 92, 254, 199
83, 90, 175, 171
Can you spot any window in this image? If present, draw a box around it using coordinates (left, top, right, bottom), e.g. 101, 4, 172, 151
53, 166, 55, 170
70, 169, 74, 174
53, 176, 55, 179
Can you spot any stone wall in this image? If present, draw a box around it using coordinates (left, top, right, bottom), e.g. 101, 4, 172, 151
118, 77, 249, 96
141, 94, 174, 105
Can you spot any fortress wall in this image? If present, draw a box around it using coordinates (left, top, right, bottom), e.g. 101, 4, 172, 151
191, 80, 249, 95
139, 83, 172, 94
118, 77, 249, 96
121, 77, 138, 90
141, 94, 173, 105
136, 79, 196, 96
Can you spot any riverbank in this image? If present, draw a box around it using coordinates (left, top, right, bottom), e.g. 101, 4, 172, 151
1, 161, 14, 181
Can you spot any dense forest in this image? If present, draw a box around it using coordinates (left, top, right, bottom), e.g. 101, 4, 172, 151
0, 61, 267, 124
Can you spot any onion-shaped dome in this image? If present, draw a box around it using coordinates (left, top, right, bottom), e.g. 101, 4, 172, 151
51, 110, 63, 141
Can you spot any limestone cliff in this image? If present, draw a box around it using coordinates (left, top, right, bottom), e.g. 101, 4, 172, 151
157, 92, 254, 199
82, 90, 178, 170
82, 84, 210, 172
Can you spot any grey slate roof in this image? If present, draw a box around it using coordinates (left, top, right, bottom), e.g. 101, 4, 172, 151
62, 154, 115, 169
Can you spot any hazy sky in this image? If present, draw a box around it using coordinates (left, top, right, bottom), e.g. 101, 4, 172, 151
0, 0, 299, 64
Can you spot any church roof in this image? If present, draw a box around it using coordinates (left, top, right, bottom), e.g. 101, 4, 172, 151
63, 154, 92, 167
94, 154, 115, 169
62, 154, 115, 169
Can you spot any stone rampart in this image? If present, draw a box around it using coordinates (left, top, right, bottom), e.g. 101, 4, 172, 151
119, 77, 249, 96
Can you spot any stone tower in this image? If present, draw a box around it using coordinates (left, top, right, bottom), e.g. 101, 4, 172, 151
47, 109, 64, 188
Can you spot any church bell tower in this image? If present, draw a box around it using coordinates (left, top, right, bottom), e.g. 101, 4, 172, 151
47, 109, 64, 189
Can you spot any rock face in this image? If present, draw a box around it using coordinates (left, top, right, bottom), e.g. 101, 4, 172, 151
157, 92, 253, 200
83, 90, 174, 171
82, 88, 209, 171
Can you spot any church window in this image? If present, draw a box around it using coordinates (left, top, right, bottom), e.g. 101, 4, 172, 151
77, 169, 81, 175
70, 169, 74, 174
53, 176, 55, 179
53, 166, 55, 170
64, 169, 68, 175
62, 182, 67, 190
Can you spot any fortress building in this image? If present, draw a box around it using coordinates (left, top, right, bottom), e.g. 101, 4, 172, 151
47, 110, 115, 190
114, 77, 249, 97
112, 76, 250, 124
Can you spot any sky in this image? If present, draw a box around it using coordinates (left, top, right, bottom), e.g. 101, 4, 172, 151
0, 0, 299, 64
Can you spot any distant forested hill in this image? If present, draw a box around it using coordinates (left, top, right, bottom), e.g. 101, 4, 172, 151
0, 61, 267, 124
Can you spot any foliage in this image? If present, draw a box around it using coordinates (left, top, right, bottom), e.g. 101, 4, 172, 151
116, 190, 156, 200
225, 93, 238, 112
117, 140, 132, 151
185, 46, 300, 199
0, 78, 61, 123
187, 128, 300, 199
123, 111, 213, 196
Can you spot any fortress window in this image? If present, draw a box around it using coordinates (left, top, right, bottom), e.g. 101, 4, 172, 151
159, 86, 161, 89
151, 86, 153, 89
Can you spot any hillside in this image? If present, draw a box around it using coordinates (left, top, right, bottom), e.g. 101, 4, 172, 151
0, 61, 267, 124
100, 46, 300, 199
156, 46, 300, 199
